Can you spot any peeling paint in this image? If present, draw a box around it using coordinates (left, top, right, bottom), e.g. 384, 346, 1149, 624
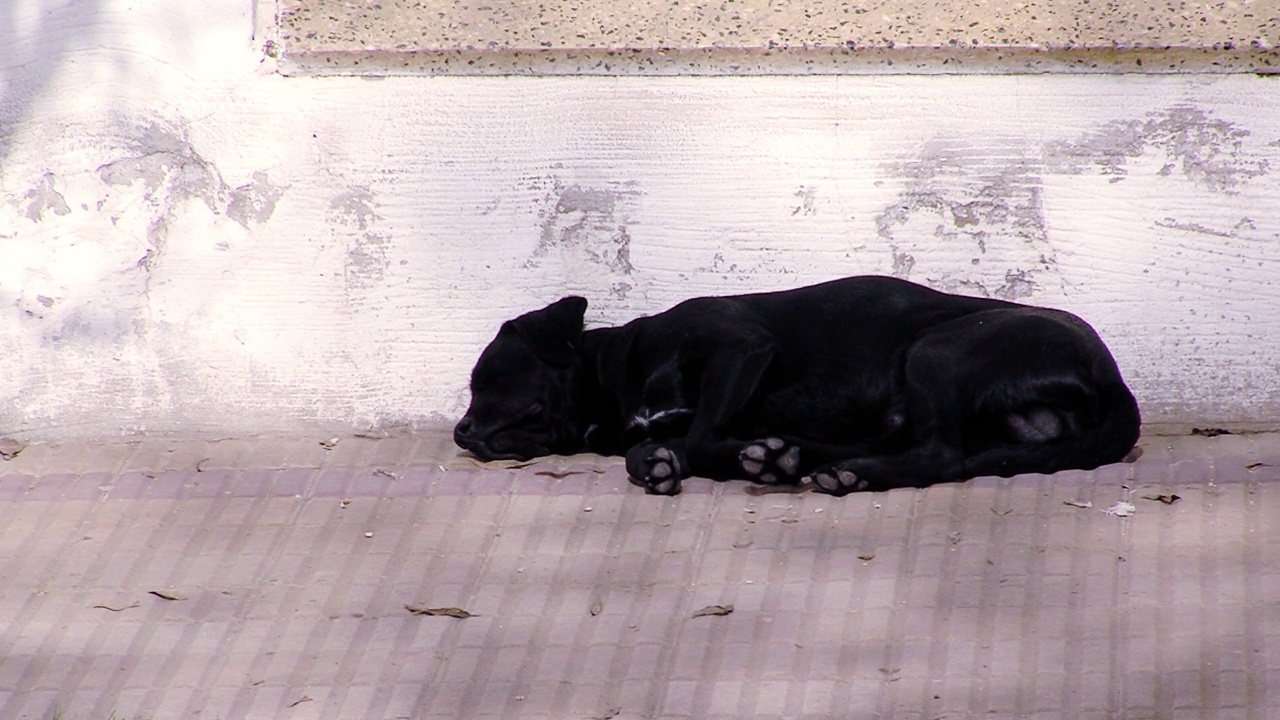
1155, 216, 1262, 240
526, 178, 638, 275
1045, 105, 1271, 192
791, 185, 818, 216
91, 122, 239, 281
23, 173, 71, 221
876, 147, 1057, 298
97, 123, 223, 213
694, 248, 799, 278
609, 281, 633, 299
994, 268, 1037, 300
329, 187, 380, 230
555, 185, 616, 215
329, 187, 389, 290
890, 251, 915, 278
226, 171, 284, 228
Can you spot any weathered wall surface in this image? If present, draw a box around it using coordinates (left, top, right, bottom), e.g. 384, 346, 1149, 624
1, 2, 1279, 440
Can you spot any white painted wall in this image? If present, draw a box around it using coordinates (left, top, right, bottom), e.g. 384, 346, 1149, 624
2, 1, 1279, 440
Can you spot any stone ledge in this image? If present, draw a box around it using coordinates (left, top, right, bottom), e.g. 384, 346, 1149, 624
275, 0, 1280, 75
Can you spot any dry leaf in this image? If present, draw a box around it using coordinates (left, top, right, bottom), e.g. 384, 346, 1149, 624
450, 455, 538, 470
0, 437, 24, 461
1191, 427, 1232, 437
1102, 501, 1136, 517
93, 602, 140, 612
690, 604, 734, 618
535, 470, 589, 478
405, 604, 475, 618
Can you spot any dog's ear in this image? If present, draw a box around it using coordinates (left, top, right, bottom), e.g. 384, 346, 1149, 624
505, 296, 588, 367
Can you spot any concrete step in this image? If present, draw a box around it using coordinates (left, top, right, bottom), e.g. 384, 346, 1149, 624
275, 0, 1280, 75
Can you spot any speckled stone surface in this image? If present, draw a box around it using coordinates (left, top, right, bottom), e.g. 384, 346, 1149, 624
276, 0, 1280, 74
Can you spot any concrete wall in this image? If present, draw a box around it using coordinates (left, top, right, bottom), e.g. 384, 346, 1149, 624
1, 1, 1279, 441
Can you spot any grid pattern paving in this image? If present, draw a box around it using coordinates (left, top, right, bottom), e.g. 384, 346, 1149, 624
1, 432, 1278, 719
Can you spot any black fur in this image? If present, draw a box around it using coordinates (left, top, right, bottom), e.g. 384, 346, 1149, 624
454, 276, 1140, 495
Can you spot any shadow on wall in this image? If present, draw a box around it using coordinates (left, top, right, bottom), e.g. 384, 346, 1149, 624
0, 0, 104, 166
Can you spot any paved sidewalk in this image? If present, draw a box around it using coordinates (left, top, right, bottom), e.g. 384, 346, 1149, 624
1, 430, 1277, 719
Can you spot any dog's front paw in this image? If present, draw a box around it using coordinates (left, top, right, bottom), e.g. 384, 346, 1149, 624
625, 442, 688, 495
808, 461, 875, 496
739, 437, 802, 485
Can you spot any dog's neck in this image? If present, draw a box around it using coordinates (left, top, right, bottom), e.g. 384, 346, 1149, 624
572, 327, 627, 455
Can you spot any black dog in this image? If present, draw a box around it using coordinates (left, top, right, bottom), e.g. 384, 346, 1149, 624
454, 276, 1140, 495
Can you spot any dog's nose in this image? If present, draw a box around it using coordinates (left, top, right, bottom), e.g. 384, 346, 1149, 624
453, 416, 476, 447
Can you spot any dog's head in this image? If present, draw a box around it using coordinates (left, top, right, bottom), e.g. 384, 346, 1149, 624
454, 296, 589, 461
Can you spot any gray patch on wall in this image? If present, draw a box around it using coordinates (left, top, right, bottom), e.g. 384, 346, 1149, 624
1045, 105, 1270, 192
792, 186, 818, 216
330, 187, 389, 290
24, 173, 72, 221
96, 122, 232, 273
82, 122, 230, 311
1154, 216, 1263, 241
97, 122, 283, 237
694, 247, 801, 279
98, 123, 223, 214
227, 172, 284, 228
525, 178, 639, 288
877, 145, 1057, 300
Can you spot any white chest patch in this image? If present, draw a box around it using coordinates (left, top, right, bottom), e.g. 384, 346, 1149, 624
626, 407, 693, 431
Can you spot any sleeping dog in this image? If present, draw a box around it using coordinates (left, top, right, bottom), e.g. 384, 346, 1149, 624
454, 276, 1140, 495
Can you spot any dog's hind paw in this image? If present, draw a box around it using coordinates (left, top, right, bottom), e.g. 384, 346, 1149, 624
626, 442, 688, 495
808, 464, 872, 496
739, 437, 802, 485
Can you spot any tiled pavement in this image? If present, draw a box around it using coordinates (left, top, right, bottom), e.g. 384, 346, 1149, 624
1, 430, 1278, 720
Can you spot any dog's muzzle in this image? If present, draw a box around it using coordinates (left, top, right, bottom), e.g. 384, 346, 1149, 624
453, 415, 539, 461
453, 415, 486, 455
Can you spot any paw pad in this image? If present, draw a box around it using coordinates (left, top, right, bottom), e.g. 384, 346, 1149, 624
639, 445, 684, 495
739, 438, 802, 485
810, 468, 868, 496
